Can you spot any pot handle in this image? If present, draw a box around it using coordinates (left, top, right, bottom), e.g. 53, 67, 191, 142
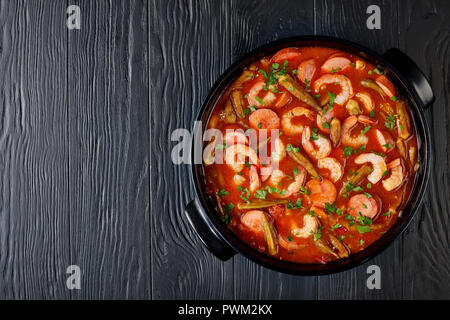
382, 48, 434, 108
185, 198, 237, 261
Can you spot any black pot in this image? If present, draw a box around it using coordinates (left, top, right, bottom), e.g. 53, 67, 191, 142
185, 36, 434, 275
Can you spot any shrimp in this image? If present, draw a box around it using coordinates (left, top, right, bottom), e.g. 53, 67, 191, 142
269, 167, 307, 198
249, 165, 261, 193
317, 157, 343, 182
247, 80, 276, 107
355, 92, 374, 112
301, 126, 331, 160
260, 138, 285, 181
272, 137, 286, 163
233, 174, 246, 186
358, 115, 377, 125
225, 143, 260, 172
224, 130, 248, 146
375, 75, 396, 98
341, 115, 369, 148
281, 107, 314, 135
269, 169, 285, 186
292, 215, 319, 238
347, 194, 379, 219
282, 166, 307, 198
354, 153, 387, 184
260, 163, 273, 182
382, 158, 404, 191
316, 108, 334, 133
274, 91, 292, 108
306, 179, 337, 208
313, 74, 354, 105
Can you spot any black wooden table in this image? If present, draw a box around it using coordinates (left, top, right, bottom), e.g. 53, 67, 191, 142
0, 0, 448, 299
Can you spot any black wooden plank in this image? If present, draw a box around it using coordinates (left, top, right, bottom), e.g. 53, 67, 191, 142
68, 0, 151, 299
315, 0, 403, 299
149, 0, 234, 299
228, 0, 318, 300
0, 1, 70, 299
397, 0, 450, 299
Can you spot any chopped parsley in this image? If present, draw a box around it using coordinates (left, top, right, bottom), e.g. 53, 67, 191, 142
330, 67, 341, 73
343, 146, 358, 157
331, 223, 343, 231
223, 203, 234, 214
239, 188, 250, 204
311, 226, 322, 241
326, 92, 336, 112
287, 198, 302, 209
382, 143, 395, 149
286, 144, 299, 153
324, 202, 337, 214
305, 78, 310, 89
345, 181, 355, 192
218, 189, 229, 197
255, 96, 265, 105
345, 213, 356, 226
356, 225, 371, 234
358, 213, 373, 226
299, 186, 311, 195
255, 190, 267, 200
311, 128, 320, 141
360, 125, 371, 136
385, 114, 397, 130
258, 69, 268, 79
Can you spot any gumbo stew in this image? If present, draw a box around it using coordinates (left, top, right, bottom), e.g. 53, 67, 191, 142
202, 46, 419, 264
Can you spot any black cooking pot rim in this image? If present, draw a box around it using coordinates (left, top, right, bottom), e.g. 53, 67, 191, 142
189, 35, 432, 275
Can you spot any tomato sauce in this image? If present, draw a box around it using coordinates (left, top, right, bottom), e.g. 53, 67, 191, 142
202, 46, 419, 264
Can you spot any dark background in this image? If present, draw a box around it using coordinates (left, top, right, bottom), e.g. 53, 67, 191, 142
0, 0, 448, 299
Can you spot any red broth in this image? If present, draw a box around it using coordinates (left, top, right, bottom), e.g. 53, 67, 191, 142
202, 46, 418, 264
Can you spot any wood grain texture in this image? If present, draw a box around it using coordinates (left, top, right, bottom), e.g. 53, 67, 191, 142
68, 0, 150, 299
315, 0, 403, 299
0, 0, 70, 299
150, 0, 234, 299
398, 0, 450, 299
229, 0, 318, 300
